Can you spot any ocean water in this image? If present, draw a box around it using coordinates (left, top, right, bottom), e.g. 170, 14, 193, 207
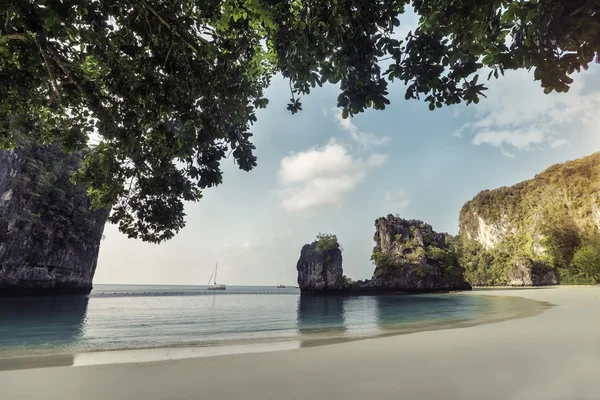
0, 285, 536, 358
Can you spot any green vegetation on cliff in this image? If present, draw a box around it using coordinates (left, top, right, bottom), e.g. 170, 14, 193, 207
459, 153, 600, 285
571, 240, 600, 284
316, 233, 341, 252
371, 217, 466, 287
2, 140, 107, 248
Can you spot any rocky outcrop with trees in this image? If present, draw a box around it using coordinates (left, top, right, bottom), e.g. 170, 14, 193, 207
361, 216, 471, 292
296, 234, 345, 293
0, 142, 109, 296
459, 152, 600, 286
296, 223, 471, 294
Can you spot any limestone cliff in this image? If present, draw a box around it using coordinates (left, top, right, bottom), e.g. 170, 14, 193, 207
0, 142, 109, 296
296, 219, 471, 294
459, 152, 600, 285
360, 216, 471, 292
296, 241, 344, 293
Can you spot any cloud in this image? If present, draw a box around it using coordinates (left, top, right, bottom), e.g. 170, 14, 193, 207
472, 129, 544, 149
332, 109, 391, 148
458, 70, 600, 156
550, 138, 569, 149
276, 139, 387, 211
384, 190, 410, 210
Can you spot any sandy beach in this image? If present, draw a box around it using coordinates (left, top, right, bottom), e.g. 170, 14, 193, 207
1, 287, 599, 400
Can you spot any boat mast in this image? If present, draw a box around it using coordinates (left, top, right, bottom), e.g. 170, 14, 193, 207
214, 262, 218, 285
207, 267, 215, 287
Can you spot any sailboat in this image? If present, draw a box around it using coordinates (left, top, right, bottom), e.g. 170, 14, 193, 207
207, 262, 226, 290
277, 275, 286, 289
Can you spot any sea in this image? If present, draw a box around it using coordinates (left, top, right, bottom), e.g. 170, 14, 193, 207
0, 285, 542, 361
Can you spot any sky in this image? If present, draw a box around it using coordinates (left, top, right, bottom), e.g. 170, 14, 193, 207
94, 17, 600, 286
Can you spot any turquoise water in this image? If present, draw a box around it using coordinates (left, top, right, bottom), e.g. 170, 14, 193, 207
0, 285, 527, 357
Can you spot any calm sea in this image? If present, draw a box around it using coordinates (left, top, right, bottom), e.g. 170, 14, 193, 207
0, 285, 536, 358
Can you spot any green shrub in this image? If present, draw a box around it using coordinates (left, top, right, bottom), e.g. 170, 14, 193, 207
316, 233, 340, 252
571, 242, 600, 284
540, 214, 581, 268
371, 250, 401, 278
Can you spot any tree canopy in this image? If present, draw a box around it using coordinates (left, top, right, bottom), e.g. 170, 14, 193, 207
316, 233, 340, 252
1, 0, 598, 242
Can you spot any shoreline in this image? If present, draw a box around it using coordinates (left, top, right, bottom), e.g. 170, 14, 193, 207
2, 287, 599, 399
0, 292, 550, 371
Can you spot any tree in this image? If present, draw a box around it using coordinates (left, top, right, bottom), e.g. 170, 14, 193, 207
540, 213, 581, 268
1, 1, 598, 242
571, 243, 600, 284
316, 233, 340, 252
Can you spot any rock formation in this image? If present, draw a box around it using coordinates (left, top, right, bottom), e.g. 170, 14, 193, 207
355, 216, 471, 292
296, 219, 471, 294
504, 258, 557, 286
0, 142, 109, 296
296, 240, 345, 293
459, 152, 600, 286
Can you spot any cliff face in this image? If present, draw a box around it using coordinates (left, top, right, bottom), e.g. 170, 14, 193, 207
459, 152, 600, 286
0, 143, 109, 296
296, 241, 344, 293
362, 215, 471, 292
296, 217, 471, 294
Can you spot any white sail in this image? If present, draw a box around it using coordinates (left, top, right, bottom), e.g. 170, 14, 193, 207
207, 262, 226, 290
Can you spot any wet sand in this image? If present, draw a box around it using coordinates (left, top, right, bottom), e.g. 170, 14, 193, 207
1, 287, 599, 399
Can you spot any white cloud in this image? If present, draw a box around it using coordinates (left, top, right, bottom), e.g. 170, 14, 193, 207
458, 70, 600, 156
550, 138, 569, 149
384, 190, 410, 210
276, 139, 387, 211
472, 129, 544, 149
332, 109, 391, 148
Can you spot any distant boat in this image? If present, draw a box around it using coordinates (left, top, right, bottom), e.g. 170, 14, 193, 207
295, 286, 300, 289
277, 275, 286, 289
207, 262, 226, 290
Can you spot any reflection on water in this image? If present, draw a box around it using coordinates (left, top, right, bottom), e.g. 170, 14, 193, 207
295, 294, 491, 348
373, 295, 483, 328
296, 294, 488, 338
0, 287, 545, 359
0, 295, 88, 354
296, 295, 346, 334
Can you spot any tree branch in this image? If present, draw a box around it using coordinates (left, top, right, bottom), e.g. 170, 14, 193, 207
34, 37, 60, 104
4, 11, 10, 31
48, 47, 102, 112
139, 0, 210, 57
2, 33, 30, 41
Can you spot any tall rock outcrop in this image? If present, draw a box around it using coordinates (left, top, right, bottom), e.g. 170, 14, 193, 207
296, 220, 471, 294
0, 142, 109, 296
296, 241, 344, 293
459, 152, 600, 286
359, 216, 471, 292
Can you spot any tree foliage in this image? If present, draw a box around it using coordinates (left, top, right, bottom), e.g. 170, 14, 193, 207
571, 241, 600, 284
540, 214, 581, 268
316, 233, 340, 252
1, 137, 108, 250
1, 0, 598, 241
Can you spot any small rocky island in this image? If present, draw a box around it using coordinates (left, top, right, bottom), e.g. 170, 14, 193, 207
296, 216, 472, 294
0, 142, 109, 296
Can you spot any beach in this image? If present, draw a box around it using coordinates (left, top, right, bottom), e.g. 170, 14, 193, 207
1, 286, 599, 400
